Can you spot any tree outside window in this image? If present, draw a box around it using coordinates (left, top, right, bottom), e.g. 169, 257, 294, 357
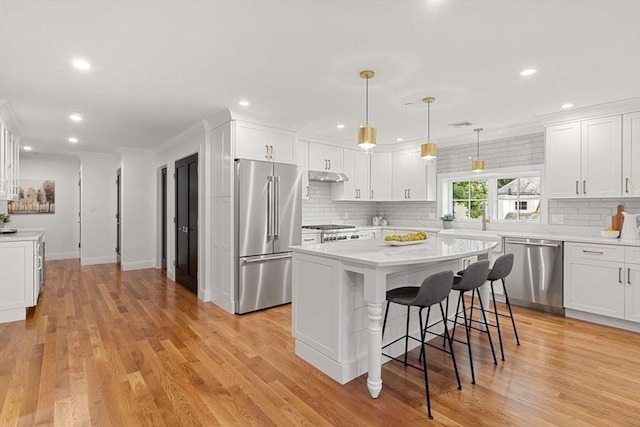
452, 180, 488, 219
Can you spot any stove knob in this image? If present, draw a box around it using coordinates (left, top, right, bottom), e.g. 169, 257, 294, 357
352, 234, 359, 239
339, 235, 346, 240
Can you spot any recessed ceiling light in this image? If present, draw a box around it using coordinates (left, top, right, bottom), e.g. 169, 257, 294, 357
519, 68, 538, 76
68, 137, 78, 143
239, 100, 250, 107
69, 113, 83, 122
23, 146, 32, 151
396, 137, 403, 142
72, 58, 91, 71
561, 103, 574, 109
336, 124, 345, 129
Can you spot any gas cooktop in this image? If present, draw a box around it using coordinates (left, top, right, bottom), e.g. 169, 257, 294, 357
302, 224, 356, 230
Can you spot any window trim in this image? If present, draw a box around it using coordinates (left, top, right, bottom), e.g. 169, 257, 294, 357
437, 165, 546, 224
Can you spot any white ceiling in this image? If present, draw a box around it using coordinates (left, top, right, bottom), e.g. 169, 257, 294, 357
1, 0, 639, 155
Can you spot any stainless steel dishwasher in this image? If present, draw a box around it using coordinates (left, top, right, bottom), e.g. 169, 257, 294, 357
503, 238, 564, 315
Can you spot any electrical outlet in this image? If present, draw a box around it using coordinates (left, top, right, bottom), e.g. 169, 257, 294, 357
551, 214, 564, 225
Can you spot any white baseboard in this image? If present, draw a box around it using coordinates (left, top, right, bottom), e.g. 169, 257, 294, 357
565, 309, 640, 332
0, 307, 27, 324
121, 260, 156, 271
46, 251, 79, 260
81, 255, 116, 266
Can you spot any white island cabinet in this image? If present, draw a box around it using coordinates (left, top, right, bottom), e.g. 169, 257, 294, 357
290, 237, 496, 398
0, 230, 45, 323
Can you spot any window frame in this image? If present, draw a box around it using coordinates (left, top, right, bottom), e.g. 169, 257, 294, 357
437, 165, 546, 224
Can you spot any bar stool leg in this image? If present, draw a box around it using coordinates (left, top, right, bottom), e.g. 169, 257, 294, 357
490, 281, 505, 361
476, 289, 498, 365
459, 292, 476, 384
404, 306, 410, 366
419, 306, 432, 363
417, 308, 433, 419
468, 291, 475, 332
382, 301, 391, 340
450, 293, 463, 343
439, 302, 461, 390
502, 278, 520, 345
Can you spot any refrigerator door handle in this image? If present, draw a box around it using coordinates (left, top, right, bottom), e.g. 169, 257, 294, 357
267, 176, 274, 239
242, 253, 292, 263
274, 176, 280, 238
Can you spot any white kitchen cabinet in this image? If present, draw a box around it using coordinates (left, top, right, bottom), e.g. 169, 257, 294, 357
391, 149, 429, 201
624, 246, 640, 323
0, 119, 19, 201
622, 111, 640, 197
301, 231, 320, 246
369, 152, 392, 201
564, 242, 638, 322
332, 149, 369, 200
234, 120, 296, 164
0, 232, 43, 324
308, 142, 342, 172
297, 140, 310, 199
545, 115, 622, 198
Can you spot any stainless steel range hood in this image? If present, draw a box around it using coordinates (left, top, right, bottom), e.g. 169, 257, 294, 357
308, 170, 349, 182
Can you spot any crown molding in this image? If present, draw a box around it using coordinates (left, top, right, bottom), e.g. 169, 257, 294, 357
0, 99, 26, 141
537, 97, 640, 126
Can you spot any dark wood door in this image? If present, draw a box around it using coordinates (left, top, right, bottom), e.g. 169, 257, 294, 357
116, 168, 121, 265
161, 167, 167, 269
175, 154, 198, 293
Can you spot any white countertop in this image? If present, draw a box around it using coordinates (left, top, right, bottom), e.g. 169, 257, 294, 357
0, 228, 45, 242
291, 237, 497, 267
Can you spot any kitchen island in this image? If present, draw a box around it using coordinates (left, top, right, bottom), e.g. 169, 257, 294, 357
290, 236, 497, 398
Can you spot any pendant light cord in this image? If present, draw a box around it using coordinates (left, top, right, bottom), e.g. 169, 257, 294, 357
476, 129, 480, 158
365, 76, 369, 125
427, 101, 431, 140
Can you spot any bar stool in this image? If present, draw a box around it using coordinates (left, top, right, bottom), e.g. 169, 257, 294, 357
448, 259, 496, 384
381, 270, 461, 419
466, 253, 519, 361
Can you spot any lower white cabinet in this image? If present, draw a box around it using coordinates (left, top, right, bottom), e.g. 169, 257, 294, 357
564, 242, 638, 322
0, 233, 43, 324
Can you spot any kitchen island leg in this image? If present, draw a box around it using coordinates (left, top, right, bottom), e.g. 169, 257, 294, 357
364, 268, 387, 398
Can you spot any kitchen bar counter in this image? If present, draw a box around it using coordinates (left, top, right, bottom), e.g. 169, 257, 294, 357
290, 237, 496, 398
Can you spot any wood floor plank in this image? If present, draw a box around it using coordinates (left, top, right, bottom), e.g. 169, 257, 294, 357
1, 259, 639, 426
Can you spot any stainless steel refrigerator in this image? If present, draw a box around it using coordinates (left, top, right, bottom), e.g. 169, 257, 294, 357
235, 159, 302, 314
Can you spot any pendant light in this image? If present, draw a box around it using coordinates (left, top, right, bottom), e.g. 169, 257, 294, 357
358, 70, 376, 151
420, 97, 437, 160
471, 128, 485, 172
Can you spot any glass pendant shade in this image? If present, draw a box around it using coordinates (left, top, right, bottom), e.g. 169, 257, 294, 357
471, 127, 484, 172
358, 70, 376, 150
358, 122, 376, 151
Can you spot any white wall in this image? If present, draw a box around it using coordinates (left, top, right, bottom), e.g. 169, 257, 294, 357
10, 153, 80, 260
119, 148, 156, 271
79, 152, 117, 265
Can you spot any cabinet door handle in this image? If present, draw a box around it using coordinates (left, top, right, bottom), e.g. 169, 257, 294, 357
408, 188, 411, 199
265, 145, 270, 159
619, 267, 623, 284
270, 145, 274, 159
576, 180, 579, 195
583, 180, 586, 194
582, 250, 604, 255
328, 159, 331, 170
628, 267, 632, 285
371, 189, 374, 199
305, 186, 309, 198
626, 177, 630, 194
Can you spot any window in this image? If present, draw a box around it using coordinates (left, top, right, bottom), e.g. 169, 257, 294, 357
439, 166, 543, 223
452, 180, 488, 219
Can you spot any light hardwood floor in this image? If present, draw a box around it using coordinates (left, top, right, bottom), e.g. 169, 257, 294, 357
1, 260, 639, 426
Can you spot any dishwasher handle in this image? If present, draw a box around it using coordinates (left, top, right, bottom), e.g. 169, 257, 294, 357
505, 240, 562, 249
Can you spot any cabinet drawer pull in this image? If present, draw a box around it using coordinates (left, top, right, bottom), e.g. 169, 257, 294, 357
582, 250, 604, 255
619, 267, 622, 284
629, 267, 632, 285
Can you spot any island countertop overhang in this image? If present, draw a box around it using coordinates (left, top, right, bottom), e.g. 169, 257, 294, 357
290, 237, 497, 268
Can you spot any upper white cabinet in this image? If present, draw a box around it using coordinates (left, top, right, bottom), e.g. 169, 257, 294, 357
308, 142, 343, 172
622, 111, 640, 197
0, 116, 20, 201
391, 149, 430, 201
545, 115, 622, 198
370, 152, 392, 201
234, 120, 296, 164
332, 149, 369, 200
297, 140, 310, 199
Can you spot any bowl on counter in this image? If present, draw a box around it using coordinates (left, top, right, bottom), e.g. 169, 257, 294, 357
600, 230, 619, 238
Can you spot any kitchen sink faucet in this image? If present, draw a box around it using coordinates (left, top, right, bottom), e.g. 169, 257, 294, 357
479, 202, 490, 231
